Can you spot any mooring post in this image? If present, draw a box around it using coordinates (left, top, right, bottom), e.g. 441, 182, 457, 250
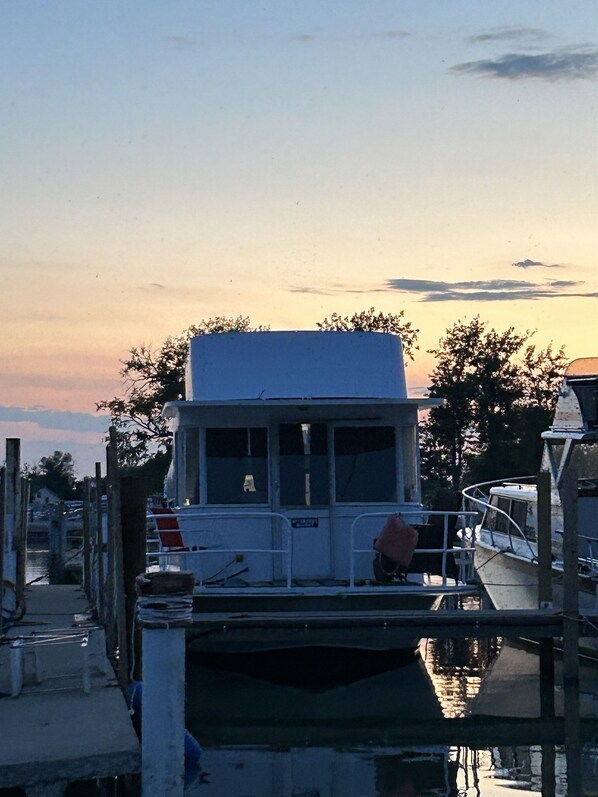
106, 427, 128, 683
49, 503, 67, 585
137, 571, 195, 797
82, 477, 92, 600
537, 471, 555, 719
561, 467, 581, 794
121, 476, 147, 681
16, 476, 29, 619
537, 472, 553, 610
3, 440, 20, 614
0, 467, 5, 633
95, 461, 105, 624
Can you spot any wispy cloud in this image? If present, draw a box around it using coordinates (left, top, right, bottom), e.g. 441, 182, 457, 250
0, 406, 108, 434
468, 27, 551, 44
386, 277, 595, 302
289, 272, 598, 302
513, 259, 563, 269
451, 45, 598, 81
371, 30, 410, 40
291, 29, 409, 44
166, 35, 202, 51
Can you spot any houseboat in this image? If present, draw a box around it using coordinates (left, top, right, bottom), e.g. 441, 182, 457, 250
464, 357, 598, 656
151, 331, 477, 660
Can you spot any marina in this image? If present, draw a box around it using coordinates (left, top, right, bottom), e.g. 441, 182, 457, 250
2, 336, 598, 795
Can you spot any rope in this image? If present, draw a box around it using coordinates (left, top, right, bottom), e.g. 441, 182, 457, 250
136, 594, 193, 629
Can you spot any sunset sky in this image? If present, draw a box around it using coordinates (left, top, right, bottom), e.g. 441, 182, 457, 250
1, 1, 597, 474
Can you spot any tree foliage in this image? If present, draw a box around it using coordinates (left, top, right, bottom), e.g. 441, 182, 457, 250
26, 450, 77, 500
316, 307, 419, 361
97, 316, 269, 465
420, 317, 567, 504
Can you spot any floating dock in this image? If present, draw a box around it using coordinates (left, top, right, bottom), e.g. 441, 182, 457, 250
0, 584, 140, 795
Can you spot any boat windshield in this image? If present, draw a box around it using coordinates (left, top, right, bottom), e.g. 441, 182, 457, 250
484, 495, 536, 541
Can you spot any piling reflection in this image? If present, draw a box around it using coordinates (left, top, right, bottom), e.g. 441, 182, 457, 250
183, 635, 598, 796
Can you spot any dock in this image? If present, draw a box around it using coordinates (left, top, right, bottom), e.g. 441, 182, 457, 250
0, 584, 140, 795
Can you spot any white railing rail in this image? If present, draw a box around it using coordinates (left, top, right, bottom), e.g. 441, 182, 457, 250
146, 511, 294, 588
349, 510, 478, 588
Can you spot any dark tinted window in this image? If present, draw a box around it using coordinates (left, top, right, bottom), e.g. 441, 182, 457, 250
206, 427, 268, 504
334, 426, 396, 503
280, 423, 329, 506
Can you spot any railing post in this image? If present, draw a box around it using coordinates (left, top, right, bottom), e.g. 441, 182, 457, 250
441, 513, 448, 586
349, 518, 355, 588
285, 518, 292, 588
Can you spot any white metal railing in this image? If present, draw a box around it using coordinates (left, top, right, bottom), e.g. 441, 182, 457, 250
462, 477, 537, 559
146, 511, 294, 588
349, 510, 478, 588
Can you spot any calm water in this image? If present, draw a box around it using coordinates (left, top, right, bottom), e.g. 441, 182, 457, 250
24, 549, 598, 796
182, 636, 598, 797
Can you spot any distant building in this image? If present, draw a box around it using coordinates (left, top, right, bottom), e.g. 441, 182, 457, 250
32, 486, 61, 507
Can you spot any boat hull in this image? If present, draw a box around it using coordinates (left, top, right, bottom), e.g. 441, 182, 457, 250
187, 589, 443, 655
475, 537, 598, 658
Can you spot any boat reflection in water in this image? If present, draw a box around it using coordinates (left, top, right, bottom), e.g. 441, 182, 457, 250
185, 653, 459, 796
184, 633, 598, 796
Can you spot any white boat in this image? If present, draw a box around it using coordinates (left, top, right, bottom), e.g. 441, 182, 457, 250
151, 331, 477, 658
463, 357, 598, 656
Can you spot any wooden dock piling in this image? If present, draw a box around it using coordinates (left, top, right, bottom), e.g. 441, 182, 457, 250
121, 475, 147, 681
137, 571, 195, 797
95, 461, 105, 624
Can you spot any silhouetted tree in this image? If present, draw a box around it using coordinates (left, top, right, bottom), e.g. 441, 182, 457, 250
97, 316, 269, 466
27, 450, 77, 500
316, 307, 418, 361
420, 317, 567, 503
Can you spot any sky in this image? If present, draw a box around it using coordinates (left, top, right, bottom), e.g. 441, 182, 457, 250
1, 1, 597, 475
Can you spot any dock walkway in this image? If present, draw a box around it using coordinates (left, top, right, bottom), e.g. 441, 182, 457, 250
0, 585, 140, 795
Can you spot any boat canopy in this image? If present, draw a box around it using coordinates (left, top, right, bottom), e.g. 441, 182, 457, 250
544, 358, 598, 439
164, 332, 440, 417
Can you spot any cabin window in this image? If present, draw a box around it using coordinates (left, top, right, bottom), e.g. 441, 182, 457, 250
184, 428, 200, 505
334, 426, 396, 503
571, 383, 598, 428
485, 495, 511, 533
206, 427, 268, 504
279, 423, 328, 507
401, 426, 418, 502
570, 443, 598, 481
510, 499, 527, 535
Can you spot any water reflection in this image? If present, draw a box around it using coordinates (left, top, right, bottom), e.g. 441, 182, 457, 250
184, 635, 598, 796
22, 552, 598, 795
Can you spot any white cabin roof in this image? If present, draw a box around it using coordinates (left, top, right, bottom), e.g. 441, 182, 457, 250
185, 331, 408, 402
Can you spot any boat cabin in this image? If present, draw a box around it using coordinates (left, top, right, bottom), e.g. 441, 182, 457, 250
161, 332, 441, 585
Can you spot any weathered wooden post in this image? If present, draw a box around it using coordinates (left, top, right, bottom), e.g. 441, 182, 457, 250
49, 502, 67, 585
106, 428, 128, 684
537, 472, 555, 720
82, 477, 92, 600
121, 476, 147, 682
16, 476, 30, 618
537, 472, 553, 610
561, 467, 581, 795
137, 571, 194, 797
95, 462, 105, 624
3, 440, 20, 615
0, 466, 6, 633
